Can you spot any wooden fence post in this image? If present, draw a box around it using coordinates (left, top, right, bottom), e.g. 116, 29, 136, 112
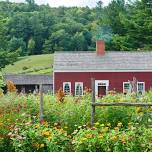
40, 84, 44, 124
91, 78, 95, 126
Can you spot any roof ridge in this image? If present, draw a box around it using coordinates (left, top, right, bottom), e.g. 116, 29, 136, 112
54, 51, 152, 53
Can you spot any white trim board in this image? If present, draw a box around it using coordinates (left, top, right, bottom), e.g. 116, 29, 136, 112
54, 70, 152, 72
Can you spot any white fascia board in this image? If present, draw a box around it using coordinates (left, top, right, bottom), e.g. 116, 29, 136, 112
54, 69, 152, 73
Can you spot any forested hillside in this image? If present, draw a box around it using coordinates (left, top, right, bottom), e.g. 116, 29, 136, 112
0, 0, 151, 68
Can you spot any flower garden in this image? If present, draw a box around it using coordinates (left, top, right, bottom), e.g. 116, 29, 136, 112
0, 90, 152, 152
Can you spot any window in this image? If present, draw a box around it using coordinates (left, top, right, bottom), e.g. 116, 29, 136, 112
123, 82, 131, 94
123, 81, 145, 94
137, 82, 145, 94
75, 82, 83, 96
63, 82, 71, 95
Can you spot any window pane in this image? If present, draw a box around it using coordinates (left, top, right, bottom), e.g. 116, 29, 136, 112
75, 83, 83, 96
138, 83, 144, 93
64, 83, 70, 95
124, 83, 130, 93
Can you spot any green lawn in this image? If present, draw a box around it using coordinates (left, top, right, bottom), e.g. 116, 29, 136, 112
3, 54, 53, 75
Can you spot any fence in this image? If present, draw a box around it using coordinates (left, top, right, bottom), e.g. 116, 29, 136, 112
91, 78, 152, 126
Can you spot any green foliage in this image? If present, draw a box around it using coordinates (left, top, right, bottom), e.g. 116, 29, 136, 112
73, 125, 152, 152
28, 38, 35, 55
8, 37, 26, 56
0, 16, 19, 69
0, 92, 152, 151
0, 0, 151, 58
0, 72, 4, 88
44, 95, 91, 133
111, 0, 152, 50
0, 50, 19, 69
10, 123, 71, 152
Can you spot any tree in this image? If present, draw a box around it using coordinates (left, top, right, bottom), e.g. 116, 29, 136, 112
28, 38, 35, 55
25, 0, 37, 11
43, 38, 53, 54
112, 0, 152, 50
102, 0, 127, 34
0, 50, 19, 69
0, 17, 8, 50
71, 32, 88, 51
8, 37, 26, 56
0, 15, 19, 69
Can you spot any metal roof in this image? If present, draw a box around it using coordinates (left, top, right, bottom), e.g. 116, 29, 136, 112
54, 51, 152, 72
4, 75, 53, 85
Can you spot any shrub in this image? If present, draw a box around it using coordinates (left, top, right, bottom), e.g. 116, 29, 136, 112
45, 94, 91, 133
96, 107, 133, 128
72, 124, 152, 152
6, 80, 16, 93
9, 122, 71, 152
22, 66, 29, 70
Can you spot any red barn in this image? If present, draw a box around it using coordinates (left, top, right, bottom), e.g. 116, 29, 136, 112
53, 40, 152, 97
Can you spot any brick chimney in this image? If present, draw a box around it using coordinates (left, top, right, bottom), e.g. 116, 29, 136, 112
96, 40, 105, 56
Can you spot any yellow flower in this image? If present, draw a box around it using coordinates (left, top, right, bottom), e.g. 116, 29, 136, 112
117, 122, 123, 128
107, 123, 111, 127
121, 134, 126, 144
149, 106, 152, 111
100, 124, 105, 127
102, 127, 109, 133
98, 134, 104, 139
136, 107, 142, 113
58, 128, 65, 134
39, 144, 44, 148
81, 137, 87, 142
114, 127, 119, 130
41, 131, 50, 136
35, 124, 40, 129
111, 135, 118, 141
85, 134, 92, 139
33, 143, 40, 148
139, 112, 144, 116
95, 122, 100, 126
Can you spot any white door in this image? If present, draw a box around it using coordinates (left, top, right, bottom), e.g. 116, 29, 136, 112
95, 80, 109, 98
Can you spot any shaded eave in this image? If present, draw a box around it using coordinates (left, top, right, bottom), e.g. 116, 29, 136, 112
4, 74, 53, 85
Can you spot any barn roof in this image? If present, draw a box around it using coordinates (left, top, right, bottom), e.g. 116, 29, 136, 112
4, 75, 53, 85
54, 51, 152, 72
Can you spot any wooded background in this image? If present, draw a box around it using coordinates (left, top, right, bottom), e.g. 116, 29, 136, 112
0, 0, 151, 68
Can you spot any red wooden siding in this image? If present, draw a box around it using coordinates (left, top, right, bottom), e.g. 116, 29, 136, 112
54, 72, 152, 94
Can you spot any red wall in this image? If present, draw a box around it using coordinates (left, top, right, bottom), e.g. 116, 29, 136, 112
54, 72, 152, 94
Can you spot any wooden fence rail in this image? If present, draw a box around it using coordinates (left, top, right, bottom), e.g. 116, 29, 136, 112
91, 78, 152, 126
92, 102, 152, 107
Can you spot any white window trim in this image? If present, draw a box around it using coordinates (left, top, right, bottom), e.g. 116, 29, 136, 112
137, 82, 145, 93
123, 82, 131, 93
63, 82, 71, 95
75, 82, 83, 96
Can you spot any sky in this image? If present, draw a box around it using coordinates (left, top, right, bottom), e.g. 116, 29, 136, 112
6, 0, 112, 7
